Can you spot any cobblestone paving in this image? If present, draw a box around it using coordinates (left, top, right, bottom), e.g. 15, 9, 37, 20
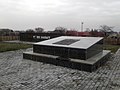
0, 48, 120, 90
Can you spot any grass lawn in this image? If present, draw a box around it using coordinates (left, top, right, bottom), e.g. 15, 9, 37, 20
0, 42, 119, 53
103, 44, 120, 53
0, 42, 32, 52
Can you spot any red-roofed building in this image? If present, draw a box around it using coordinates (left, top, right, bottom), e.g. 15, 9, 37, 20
78, 32, 91, 37
66, 31, 91, 37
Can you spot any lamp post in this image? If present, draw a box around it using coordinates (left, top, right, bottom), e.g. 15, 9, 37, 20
81, 22, 84, 32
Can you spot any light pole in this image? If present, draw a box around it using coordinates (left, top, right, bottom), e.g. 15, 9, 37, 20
81, 22, 84, 32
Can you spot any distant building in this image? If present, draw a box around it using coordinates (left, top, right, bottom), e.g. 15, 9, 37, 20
66, 31, 91, 37
66, 31, 78, 36
78, 32, 91, 37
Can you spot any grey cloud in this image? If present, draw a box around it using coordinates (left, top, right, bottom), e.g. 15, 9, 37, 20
0, 0, 120, 31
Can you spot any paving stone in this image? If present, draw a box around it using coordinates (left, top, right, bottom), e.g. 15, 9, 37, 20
0, 48, 120, 90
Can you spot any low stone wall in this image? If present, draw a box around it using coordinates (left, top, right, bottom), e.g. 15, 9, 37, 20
23, 50, 111, 72
20, 32, 65, 42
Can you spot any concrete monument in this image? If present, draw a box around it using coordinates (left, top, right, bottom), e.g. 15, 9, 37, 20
23, 36, 110, 72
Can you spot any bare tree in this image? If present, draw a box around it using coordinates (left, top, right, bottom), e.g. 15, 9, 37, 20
0, 29, 13, 35
100, 25, 113, 32
54, 26, 67, 34
99, 25, 114, 37
26, 29, 35, 33
35, 27, 44, 33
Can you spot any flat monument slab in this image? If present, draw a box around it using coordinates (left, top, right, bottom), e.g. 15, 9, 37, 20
34, 36, 103, 49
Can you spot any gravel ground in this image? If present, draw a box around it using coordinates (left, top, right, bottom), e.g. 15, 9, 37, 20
0, 48, 120, 90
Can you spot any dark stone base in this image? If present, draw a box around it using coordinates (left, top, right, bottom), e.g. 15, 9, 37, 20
23, 50, 111, 72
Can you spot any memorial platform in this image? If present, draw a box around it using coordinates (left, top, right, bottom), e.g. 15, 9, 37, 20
23, 36, 111, 72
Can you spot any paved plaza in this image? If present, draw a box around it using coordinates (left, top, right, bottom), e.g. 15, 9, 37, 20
0, 48, 120, 90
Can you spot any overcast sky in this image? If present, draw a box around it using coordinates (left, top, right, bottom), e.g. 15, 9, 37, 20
0, 0, 120, 32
